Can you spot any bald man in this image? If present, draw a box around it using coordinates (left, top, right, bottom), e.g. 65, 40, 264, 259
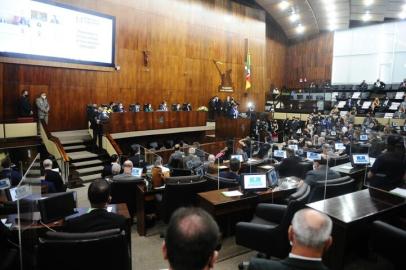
248, 209, 332, 270
112, 160, 143, 182
163, 207, 220, 270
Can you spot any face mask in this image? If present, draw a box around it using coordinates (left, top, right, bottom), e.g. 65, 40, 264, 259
313, 165, 317, 170
42, 95, 46, 99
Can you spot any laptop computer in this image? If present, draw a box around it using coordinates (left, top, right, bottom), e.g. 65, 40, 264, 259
335, 143, 346, 150
306, 152, 321, 161
131, 167, 143, 177
351, 154, 370, 168
38, 192, 77, 223
230, 154, 244, 162
359, 134, 368, 141
0, 178, 11, 190
273, 150, 287, 158
288, 145, 298, 151
241, 173, 268, 193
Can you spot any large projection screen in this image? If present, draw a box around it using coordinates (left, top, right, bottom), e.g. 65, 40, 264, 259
332, 21, 406, 85
0, 0, 115, 68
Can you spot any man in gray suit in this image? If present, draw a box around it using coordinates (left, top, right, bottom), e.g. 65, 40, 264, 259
304, 158, 341, 187
113, 160, 143, 182
248, 209, 332, 270
36, 92, 50, 124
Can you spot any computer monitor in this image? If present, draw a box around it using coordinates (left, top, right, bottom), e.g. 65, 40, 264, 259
242, 174, 268, 192
330, 131, 337, 136
5, 186, 18, 201
131, 167, 143, 178
335, 143, 346, 150
273, 150, 287, 158
266, 169, 279, 187
38, 192, 77, 223
0, 178, 10, 190
359, 134, 368, 141
351, 154, 370, 166
306, 152, 321, 161
288, 145, 298, 151
230, 155, 244, 162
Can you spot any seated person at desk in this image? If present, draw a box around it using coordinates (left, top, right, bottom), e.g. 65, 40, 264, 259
128, 144, 144, 168
248, 209, 332, 270
399, 78, 406, 90
277, 148, 302, 178
158, 101, 169, 111
359, 79, 368, 90
239, 136, 253, 158
168, 144, 185, 168
116, 103, 125, 113
64, 179, 126, 233
304, 158, 341, 188
371, 97, 380, 113
216, 139, 234, 161
373, 78, 386, 92
113, 160, 143, 181
144, 104, 154, 112
183, 147, 203, 170
162, 207, 220, 270
43, 159, 65, 193
101, 154, 121, 178
321, 144, 339, 160
203, 154, 217, 174
367, 135, 405, 190
219, 158, 241, 182
1, 158, 22, 187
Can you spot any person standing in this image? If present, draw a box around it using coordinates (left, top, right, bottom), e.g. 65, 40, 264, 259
36, 92, 50, 124
18, 90, 33, 117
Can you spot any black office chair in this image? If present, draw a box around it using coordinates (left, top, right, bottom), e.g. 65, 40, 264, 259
204, 173, 240, 189
285, 182, 311, 203
370, 220, 406, 270
110, 180, 142, 219
329, 155, 349, 166
160, 177, 208, 223
37, 229, 130, 270
235, 200, 304, 259
308, 176, 356, 203
170, 168, 193, 177
0, 222, 18, 270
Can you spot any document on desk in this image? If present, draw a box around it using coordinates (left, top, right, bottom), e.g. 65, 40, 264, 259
341, 165, 353, 170
1, 218, 12, 228
222, 190, 243, 197
218, 165, 228, 169
390, 188, 406, 198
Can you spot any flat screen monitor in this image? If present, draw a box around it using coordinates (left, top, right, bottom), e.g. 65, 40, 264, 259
306, 152, 321, 161
266, 169, 278, 187
335, 143, 346, 150
131, 167, 143, 177
273, 150, 287, 158
230, 155, 243, 162
0, 178, 11, 190
288, 145, 298, 151
38, 192, 76, 223
5, 186, 18, 201
352, 154, 370, 165
242, 174, 267, 192
360, 134, 368, 141
330, 131, 337, 136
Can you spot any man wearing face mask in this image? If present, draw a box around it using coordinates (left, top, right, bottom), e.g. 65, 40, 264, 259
18, 89, 33, 117
304, 158, 340, 188
36, 92, 50, 124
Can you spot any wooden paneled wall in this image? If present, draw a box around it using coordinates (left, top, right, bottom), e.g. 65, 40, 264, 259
285, 33, 334, 89
0, 0, 272, 131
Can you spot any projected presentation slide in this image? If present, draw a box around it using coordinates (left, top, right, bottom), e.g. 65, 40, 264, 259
0, 0, 115, 66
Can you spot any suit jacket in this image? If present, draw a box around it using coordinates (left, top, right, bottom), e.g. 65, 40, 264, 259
63, 208, 127, 233
19, 96, 32, 117
249, 257, 329, 270
277, 156, 303, 178
129, 154, 142, 168
304, 166, 341, 187
35, 97, 49, 117
44, 169, 65, 192
1, 168, 22, 187
113, 173, 143, 182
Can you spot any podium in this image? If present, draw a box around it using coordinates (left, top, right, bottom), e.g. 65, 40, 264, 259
215, 117, 251, 139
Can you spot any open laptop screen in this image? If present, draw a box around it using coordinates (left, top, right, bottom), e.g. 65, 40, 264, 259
230, 155, 243, 162
273, 150, 287, 158
38, 192, 76, 223
242, 174, 267, 191
131, 167, 143, 177
352, 154, 370, 165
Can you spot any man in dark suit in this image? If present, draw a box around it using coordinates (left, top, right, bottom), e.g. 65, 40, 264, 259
277, 148, 303, 178
64, 179, 126, 233
358, 80, 368, 91
1, 158, 22, 187
219, 158, 240, 182
43, 159, 64, 193
128, 144, 143, 168
248, 209, 332, 270
399, 78, 406, 90
101, 154, 121, 178
373, 78, 386, 93
304, 158, 340, 188
18, 90, 33, 117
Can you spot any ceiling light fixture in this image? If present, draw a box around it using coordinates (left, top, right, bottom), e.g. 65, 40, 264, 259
363, 0, 374, 6
362, 11, 371, 21
296, 24, 305, 34
279, 1, 290, 10
289, 13, 300, 22
399, 12, 406, 20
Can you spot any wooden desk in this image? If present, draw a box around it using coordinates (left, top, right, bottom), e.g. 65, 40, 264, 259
105, 111, 207, 133
215, 117, 251, 139
307, 189, 406, 270
330, 162, 368, 188
136, 183, 163, 236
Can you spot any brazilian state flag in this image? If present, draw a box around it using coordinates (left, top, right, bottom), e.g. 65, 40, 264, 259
245, 53, 251, 90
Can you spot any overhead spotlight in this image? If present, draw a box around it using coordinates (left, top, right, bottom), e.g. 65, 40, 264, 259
363, 0, 374, 6
362, 11, 371, 21
296, 24, 305, 34
279, 1, 290, 10
399, 12, 406, 20
289, 13, 300, 22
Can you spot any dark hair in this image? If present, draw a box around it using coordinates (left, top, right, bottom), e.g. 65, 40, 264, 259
1, 157, 11, 168
88, 179, 111, 205
110, 154, 119, 163
229, 158, 241, 172
316, 157, 328, 166
165, 207, 220, 270
131, 144, 140, 155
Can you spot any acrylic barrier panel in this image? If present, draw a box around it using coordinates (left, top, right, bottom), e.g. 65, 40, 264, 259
15, 153, 42, 270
